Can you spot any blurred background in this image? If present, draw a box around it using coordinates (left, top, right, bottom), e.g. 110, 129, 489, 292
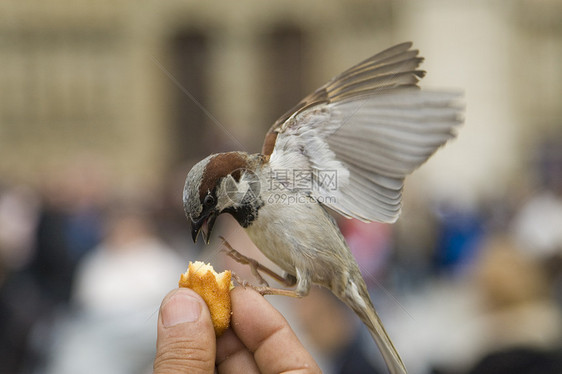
1, 0, 562, 373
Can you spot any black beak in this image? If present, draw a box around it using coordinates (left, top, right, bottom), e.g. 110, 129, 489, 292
191, 212, 217, 245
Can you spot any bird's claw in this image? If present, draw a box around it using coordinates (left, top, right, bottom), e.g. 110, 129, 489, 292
220, 237, 269, 286
231, 272, 302, 298
219, 236, 299, 295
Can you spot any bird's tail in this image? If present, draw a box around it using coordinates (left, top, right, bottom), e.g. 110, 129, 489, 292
337, 275, 407, 374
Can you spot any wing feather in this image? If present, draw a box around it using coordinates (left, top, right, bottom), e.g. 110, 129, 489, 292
327, 58, 423, 92
264, 42, 463, 223
264, 42, 423, 138
328, 71, 425, 102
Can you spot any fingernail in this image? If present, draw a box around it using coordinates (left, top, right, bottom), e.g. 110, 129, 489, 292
162, 291, 201, 327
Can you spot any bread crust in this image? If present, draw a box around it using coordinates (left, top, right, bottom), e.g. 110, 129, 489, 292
178, 261, 232, 336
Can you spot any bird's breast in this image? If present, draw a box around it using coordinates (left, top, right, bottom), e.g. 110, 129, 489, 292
244, 193, 349, 285
244, 200, 303, 274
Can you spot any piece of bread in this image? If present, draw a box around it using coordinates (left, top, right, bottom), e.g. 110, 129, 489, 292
178, 261, 233, 336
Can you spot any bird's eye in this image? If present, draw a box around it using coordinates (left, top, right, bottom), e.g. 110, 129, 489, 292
203, 194, 215, 207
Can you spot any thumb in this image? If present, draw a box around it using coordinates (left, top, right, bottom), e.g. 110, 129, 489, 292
154, 288, 216, 374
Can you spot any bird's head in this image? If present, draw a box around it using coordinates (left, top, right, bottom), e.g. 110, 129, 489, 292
183, 152, 263, 244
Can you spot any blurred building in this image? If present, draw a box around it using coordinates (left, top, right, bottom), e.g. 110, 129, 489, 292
0, 0, 560, 200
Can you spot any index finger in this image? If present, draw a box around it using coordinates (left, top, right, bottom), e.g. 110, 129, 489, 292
229, 287, 321, 374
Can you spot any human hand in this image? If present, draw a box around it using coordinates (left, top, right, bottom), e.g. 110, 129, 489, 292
153, 286, 321, 373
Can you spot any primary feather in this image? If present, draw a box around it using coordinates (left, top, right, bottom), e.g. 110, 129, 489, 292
264, 42, 462, 223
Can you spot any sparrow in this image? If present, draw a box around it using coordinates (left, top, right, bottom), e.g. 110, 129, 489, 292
183, 42, 462, 374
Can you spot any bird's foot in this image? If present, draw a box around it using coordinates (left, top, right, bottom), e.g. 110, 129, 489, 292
232, 272, 302, 298
220, 236, 297, 287
220, 236, 270, 286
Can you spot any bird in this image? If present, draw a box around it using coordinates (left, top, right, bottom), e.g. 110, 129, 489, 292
183, 42, 462, 374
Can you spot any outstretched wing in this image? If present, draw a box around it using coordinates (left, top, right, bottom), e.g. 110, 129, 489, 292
263, 42, 462, 223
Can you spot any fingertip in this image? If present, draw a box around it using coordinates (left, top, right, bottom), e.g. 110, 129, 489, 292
230, 286, 268, 312
161, 286, 204, 303
154, 288, 216, 374
160, 288, 204, 327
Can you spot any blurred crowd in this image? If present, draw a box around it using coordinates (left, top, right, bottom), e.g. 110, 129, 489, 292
0, 159, 193, 374
0, 136, 562, 374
